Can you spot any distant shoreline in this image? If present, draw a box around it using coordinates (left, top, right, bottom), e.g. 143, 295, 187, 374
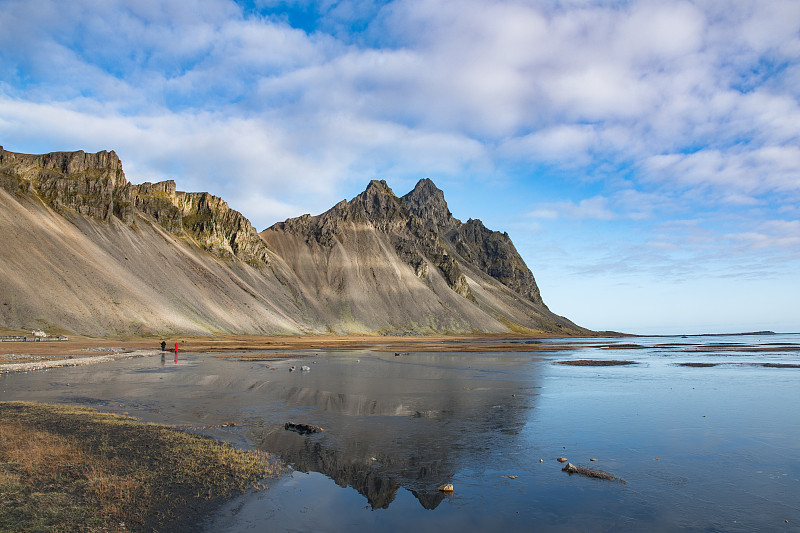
2, 331, 793, 374
633, 330, 786, 338
0, 333, 616, 373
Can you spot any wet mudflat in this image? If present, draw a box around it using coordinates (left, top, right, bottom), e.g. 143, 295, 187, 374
1, 334, 799, 532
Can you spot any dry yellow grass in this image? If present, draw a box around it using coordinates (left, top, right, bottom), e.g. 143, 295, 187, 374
0, 401, 283, 532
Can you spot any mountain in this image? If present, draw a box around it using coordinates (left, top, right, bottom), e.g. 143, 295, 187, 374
0, 147, 586, 336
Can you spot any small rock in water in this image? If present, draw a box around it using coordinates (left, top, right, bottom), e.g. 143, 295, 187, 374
300, 365, 311, 371
539, 459, 544, 463
590, 458, 597, 461
557, 457, 568, 463
506, 475, 518, 479
562, 462, 625, 483
438, 483, 454, 492
285, 421, 325, 434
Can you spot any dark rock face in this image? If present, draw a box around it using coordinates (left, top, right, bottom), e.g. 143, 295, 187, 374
133, 180, 183, 233
176, 191, 271, 264
0, 148, 133, 223
451, 218, 544, 306
271, 178, 474, 298
402, 177, 458, 234
404, 179, 543, 304
271, 176, 544, 306
344, 180, 407, 229
132, 181, 272, 264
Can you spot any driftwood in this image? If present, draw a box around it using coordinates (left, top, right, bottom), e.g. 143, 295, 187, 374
562, 462, 625, 484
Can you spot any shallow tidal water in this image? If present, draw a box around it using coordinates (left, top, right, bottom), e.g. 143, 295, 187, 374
2, 334, 799, 532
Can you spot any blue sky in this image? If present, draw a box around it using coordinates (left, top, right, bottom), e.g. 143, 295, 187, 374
1, 0, 799, 334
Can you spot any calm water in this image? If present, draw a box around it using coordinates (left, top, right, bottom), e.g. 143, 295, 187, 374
2, 334, 799, 532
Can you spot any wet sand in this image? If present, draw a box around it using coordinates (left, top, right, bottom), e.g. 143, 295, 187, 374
8, 329, 795, 370
0, 333, 595, 372
0, 349, 158, 374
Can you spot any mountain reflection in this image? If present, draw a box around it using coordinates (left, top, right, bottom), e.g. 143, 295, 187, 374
249, 353, 540, 510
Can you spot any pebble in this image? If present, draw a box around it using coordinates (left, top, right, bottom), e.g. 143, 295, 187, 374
438, 483, 454, 492
557, 457, 568, 463
590, 458, 597, 461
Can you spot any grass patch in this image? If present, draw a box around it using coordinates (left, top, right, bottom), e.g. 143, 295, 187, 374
496, 316, 546, 335
0, 401, 283, 532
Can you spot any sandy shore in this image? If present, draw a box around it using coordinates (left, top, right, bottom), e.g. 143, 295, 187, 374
0, 349, 160, 374
0, 332, 621, 373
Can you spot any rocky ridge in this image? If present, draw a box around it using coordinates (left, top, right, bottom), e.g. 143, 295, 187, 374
268, 178, 544, 307
0, 146, 584, 336
0, 147, 269, 264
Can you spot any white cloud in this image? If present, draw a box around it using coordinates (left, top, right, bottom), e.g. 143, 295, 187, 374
2, 0, 800, 327
725, 220, 800, 250
642, 145, 800, 196
500, 124, 598, 165
527, 196, 615, 220
4, 0, 799, 196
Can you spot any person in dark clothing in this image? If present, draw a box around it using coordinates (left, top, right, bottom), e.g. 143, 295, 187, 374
160, 341, 166, 351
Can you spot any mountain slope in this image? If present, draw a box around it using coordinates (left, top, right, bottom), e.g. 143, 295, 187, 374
0, 147, 585, 336
262, 179, 583, 335
0, 148, 316, 336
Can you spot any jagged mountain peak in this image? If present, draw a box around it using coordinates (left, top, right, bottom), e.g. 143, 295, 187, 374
334, 178, 407, 228
409, 177, 441, 196
364, 179, 394, 194
402, 178, 457, 233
